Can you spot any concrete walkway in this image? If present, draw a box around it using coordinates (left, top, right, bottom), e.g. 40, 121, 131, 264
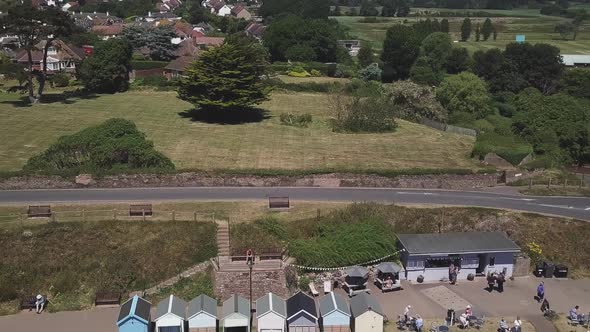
0, 306, 118, 332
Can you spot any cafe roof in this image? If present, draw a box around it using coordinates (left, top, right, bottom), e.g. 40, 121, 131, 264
397, 232, 520, 255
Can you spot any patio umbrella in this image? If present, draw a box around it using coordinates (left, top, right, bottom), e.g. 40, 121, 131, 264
376, 262, 401, 274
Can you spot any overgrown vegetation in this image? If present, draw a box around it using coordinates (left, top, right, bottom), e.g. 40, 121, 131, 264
279, 112, 313, 127
0, 219, 216, 314
24, 118, 174, 173
145, 268, 214, 304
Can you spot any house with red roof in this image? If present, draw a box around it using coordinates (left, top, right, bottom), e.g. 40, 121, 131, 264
15, 39, 85, 74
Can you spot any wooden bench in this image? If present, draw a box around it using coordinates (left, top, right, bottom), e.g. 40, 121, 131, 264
95, 291, 121, 306
20, 295, 48, 310
269, 196, 289, 209
309, 282, 320, 297
27, 205, 51, 218
129, 204, 153, 217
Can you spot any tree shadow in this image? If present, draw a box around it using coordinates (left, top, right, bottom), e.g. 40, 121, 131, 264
0, 90, 100, 108
178, 107, 270, 125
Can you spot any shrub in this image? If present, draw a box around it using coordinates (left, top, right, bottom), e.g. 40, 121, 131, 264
130, 60, 169, 70
50, 73, 70, 87
280, 113, 313, 127
310, 69, 322, 77
287, 66, 311, 77
385, 80, 448, 123
24, 118, 175, 173
359, 63, 382, 82
328, 92, 397, 133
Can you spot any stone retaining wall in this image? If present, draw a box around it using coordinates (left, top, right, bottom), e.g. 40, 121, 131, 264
214, 270, 288, 302
0, 172, 500, 190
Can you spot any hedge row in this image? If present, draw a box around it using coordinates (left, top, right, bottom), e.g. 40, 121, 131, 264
130, 60, 169, 70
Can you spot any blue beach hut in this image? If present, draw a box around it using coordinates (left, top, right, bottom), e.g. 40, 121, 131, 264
117, 295, 152, 332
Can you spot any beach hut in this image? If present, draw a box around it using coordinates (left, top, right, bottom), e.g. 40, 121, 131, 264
255, 292, 287, 332
117, 295, 152, 332
286, 291, 318, 332
350, 293, 384, 332
187, 294, 218, 332
319, 292, 351, 332
221, 294, 250, 332
154, 295, 188, 332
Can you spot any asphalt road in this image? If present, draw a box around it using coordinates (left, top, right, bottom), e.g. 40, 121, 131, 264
0, 187, 589, 220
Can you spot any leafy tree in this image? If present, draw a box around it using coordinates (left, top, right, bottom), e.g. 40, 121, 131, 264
512, 89, 590, 165
410, 56, 440, 86
360, 0, 378, 16
413, 19, 441, 42
359, 63, 382, 81
0, 63, 27, 87
475, 23, 481, 41
446, 47, 471, 74
122, 25, 178, 61
24, 118, 175, 172
420, 32, 453, 70
186, 3, 211, 24
493, 27, 498, 40
555, 22, 575, 40
436, 72, 494, 119
481, 18, 494, 41
504, 42, 563, 94
0, 5, 74, 103
357, 42, 374, 67
559, 68, 590, 99
77, 38, 132, 93
263, 15, 342, 62
384, 80, 447, 122
460, 18, 472, 41
178, 38, 270, 112
381, 0, 397, 17
285, 44, 316, 62
472, 48, 527, 93
441, 18, 450, 33
397, 0, 410, 17
381, 24, 419, 81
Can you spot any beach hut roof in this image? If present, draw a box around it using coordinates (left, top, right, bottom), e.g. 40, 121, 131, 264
155, 295, 187, 320
188, 294, 218, 320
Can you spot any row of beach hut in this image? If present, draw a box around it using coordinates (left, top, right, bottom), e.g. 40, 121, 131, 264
117, 291, 384, 332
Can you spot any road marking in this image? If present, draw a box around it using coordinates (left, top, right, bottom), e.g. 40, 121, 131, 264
499, 197, 536, 201
585, 207, 590, 211
395, 192, 438, 195
535, 204, 574, 209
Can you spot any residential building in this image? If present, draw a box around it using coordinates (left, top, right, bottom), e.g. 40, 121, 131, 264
91, 23, 124, 40
231, 5, 252, 20
337, 40, 361, 56
164, 55, 196, 79
15, 39, 85, 74
245, 23, 265, 41
194, 36, 225, 49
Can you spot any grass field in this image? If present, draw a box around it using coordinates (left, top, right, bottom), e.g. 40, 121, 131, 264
0, 218, 217, 314
335, 12, 590, 53
0, 87, 478, 172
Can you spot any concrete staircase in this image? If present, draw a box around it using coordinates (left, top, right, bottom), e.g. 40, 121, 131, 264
216, 220, 230, 257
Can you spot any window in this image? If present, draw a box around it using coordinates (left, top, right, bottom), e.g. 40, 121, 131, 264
489, 256, 495, 267
47, 46, 57, 55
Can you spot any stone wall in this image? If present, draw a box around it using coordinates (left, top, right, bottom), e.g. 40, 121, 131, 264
214, 270, 289, 302
513, 255, 531, 277
0, 172, 501, 190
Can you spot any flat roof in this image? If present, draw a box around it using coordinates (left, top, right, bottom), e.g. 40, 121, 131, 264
397, 232, 520, 255
562, 54, 590, 66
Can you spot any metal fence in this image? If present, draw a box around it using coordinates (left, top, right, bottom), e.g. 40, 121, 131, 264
0, 209, 219, 227
421, 118, 478, 137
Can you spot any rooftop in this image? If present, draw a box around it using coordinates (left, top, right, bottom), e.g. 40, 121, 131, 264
349, 292, 383, 317
319, 292, 350, 317
187, 294, 217, 319
397, 232, 521, 255
561, 54, 590, 66
155, 295, 187, 320
256, 292, 287, 319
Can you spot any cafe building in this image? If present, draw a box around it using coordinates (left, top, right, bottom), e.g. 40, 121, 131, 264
397, 232, 521, 282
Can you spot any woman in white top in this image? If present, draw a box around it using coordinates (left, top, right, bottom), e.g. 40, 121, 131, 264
513, 316, 522, 332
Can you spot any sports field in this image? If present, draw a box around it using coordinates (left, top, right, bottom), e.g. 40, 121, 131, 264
335, 10, 590, 53
0, 87, 478, 172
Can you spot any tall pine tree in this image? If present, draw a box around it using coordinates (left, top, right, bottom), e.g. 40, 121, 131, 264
481, 18, 494, 41
461, 18, 472, 41
441, 18, 450, 33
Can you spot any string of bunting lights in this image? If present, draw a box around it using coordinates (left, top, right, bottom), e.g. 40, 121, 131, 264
286, 249, 406, 271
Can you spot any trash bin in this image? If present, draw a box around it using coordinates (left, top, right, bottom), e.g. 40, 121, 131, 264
554, 264, 568, 278
446, 309, 455, 326
535, 263, 544, 277
543, 262, 555, 278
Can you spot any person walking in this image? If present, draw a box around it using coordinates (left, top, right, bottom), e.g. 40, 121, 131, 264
537, 281, 545, 303
513, 316, 522, 332
404, 305, 412, 323
497, 272, 505, 293
487, 272, 496, 292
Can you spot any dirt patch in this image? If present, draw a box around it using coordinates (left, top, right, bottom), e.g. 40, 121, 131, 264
0, 172, 500, 190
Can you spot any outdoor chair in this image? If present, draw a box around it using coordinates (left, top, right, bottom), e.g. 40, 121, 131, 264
470, 315, 485, 329
309, 282, 319, 297
323, 280, 332, 293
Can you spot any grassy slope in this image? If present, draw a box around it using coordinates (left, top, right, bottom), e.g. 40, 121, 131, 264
0, 219, 217, 313
0, 89, 478, 172
336, 12, 590, 53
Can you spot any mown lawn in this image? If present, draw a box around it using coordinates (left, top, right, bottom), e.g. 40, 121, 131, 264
0, 219, 217, 314
0, 88, 478, 172
335, 14, 590, 53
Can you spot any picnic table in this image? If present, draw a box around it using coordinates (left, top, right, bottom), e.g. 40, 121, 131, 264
375, 277, 402, 292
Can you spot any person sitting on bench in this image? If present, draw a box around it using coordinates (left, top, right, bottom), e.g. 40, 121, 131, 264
570, 305, 584, 321
35, 295, 46, 314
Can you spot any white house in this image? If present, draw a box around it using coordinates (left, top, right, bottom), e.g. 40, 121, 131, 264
255, 293, 286, 332
187, 294, 218, 332
350, 293, 383, 332
221, 294, 250, 332
319, 292, 351, 332
154, 295, 188, 332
